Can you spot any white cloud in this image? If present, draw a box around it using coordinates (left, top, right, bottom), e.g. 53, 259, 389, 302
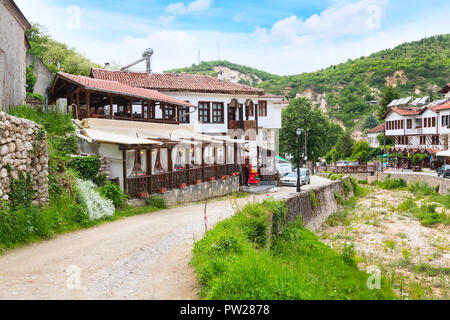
14, 0, 450, 77
166, 0, 212, 15
255, 0, 388, 44
232, 13, 244, 23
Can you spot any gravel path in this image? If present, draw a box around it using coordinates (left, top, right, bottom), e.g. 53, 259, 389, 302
0, 176, 330, 300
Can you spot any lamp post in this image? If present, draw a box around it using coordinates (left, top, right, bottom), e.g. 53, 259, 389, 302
296, 128, 302, 193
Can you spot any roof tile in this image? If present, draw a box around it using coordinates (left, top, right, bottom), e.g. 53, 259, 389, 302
91, 69, 265, 95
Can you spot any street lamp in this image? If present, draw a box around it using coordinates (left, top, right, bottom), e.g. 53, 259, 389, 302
296, 128, 302, 192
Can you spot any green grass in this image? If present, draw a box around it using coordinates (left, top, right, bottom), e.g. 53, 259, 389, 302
191, 200, 395, 300
0, 193, 163, 254
8, 105, 74, 137
377, 176, 407, 190
397, 197, 449, 227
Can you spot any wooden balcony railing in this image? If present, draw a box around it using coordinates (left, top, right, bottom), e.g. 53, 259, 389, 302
96, 115, 179, 124
228, 120, 256, 131
126, 164, 241, 198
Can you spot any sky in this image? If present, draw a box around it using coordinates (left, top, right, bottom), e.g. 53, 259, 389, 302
15, 0, 450, 76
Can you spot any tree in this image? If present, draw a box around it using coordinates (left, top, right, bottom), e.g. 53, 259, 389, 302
335, 131, 354, 159
26, 23, 100, 76
363, 114, 379, 131
377, 134, 394, 147
280, 98, 343, 165
350, 141, 372, 163
377, 86, 400, 120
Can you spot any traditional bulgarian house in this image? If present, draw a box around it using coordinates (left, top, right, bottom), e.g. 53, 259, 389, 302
89, 69, 289, 181
382, 91, 450, 168
366, 123, 385, 148
0, 0, 31, 109
50, 72, 246, 201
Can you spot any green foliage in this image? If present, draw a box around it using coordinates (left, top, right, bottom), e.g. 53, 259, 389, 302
0, 193, 90, 251
167, 60, 280, 85
191, 201, 395, 300
280, 98, 344, 163
350, 140, 372, 163
377, 134, 395, 147
145, 195, 168, 209
26, 24, 101, 76
67, 156, 102, 184
99, 182, 128, 208
8, 106, 74, 137
326, 131, 355, 163
410, 154, 427, 166
258, 34, 450, 129
8, 171, 34, 212
377, 86, 401, 119
363, 114, 380, 131
377, 175, 407, 190
397, 197, 449, 227
25, 63, 37, 95
309, 190, 320, 209
342, 242, 357, 267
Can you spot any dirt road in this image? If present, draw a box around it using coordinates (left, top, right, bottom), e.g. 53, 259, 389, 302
0, 176, 330, 300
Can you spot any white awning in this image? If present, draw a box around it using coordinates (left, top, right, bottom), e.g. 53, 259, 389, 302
436, 150, 450, 157
81, 129, 162, 145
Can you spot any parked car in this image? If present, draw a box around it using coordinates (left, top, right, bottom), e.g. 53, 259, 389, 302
282, 169, 311, 187
437, 165, 450, 178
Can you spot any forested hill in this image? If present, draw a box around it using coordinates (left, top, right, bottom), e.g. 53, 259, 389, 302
168, 35, 449, 131
166, 60, 281, 86
258, 34, 450, 129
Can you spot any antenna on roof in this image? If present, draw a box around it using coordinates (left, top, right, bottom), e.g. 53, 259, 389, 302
120, 48, 154, 74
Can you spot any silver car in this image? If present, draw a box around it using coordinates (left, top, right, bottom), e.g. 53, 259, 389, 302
282, 169, 311, 186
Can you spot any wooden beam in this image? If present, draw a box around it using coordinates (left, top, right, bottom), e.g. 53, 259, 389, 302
110, 95, 114, 117
123, 149, 128, 194
86, 91, 91, 118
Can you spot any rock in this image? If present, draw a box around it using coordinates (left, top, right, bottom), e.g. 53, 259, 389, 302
0, 168, 7, 178
2, 195, 9, 201
0, 145, 8, 156
15, 139, 24, 152
8, 142, 16, 153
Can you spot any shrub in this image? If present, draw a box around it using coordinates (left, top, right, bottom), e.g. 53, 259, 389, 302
378, 175, 407, 190
75, 179, 115, 221
145, 195, 168, 209
99, 182, 128, 208
8, 171, 35, 212
342, 242, 357, 267
68, 156, 106, 186
408, 182, 438, 197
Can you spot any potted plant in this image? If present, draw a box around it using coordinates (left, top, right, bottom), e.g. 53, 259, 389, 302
179, 183, 187, 188
208, 177, 216, 181
194, 179, 202, 184
160, 188, 167, 193
137, 192, 149, 199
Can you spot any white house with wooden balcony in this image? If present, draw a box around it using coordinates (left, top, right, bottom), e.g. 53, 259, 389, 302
382, 95, 450, 168
90, 69, 288, 181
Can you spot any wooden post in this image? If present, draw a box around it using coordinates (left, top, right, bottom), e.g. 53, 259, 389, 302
110, 95, 114, 117
147, 148, 152, 195
202, 144, 205, 181
76, 92, 80, 119
255, 103, 259, 135
86, 91, 91, 118
168, 147, 173, 189
129, 101, 133, 120
122, 149, 128, 194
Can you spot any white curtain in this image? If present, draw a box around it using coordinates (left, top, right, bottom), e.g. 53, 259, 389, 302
161, 149, 168, 171
141, 150, 147, 174
152, 149, 158, 174
126, 150, 135, 177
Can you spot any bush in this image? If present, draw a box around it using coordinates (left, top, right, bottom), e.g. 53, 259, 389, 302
8, 171, 34, 212
67, 156, 105, 186
145, 195, 168, 209
75, 179, 115, 221
377, 175, 407, 190
99, 182, 128, 208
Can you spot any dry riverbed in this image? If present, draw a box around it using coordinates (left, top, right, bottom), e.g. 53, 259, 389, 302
318, 186, 449, 300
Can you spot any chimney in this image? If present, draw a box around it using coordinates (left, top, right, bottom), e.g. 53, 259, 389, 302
104, 62, 110, 70
218, 70, 224, 80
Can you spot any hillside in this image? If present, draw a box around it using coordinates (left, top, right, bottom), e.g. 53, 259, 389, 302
166, 60, 281, 86
167, 35, 449, 133
258, 34, 450, 130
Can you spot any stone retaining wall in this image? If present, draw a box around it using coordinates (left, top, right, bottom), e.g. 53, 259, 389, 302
0, 112, 49, 205
280, 178, 353, 231
159, 176, 240, 206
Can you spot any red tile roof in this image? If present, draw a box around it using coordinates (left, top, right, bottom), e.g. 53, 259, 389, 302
56, 72, 194, 108
367, 123, 385, 133
428, 100, 450, 112
90, 68, 265, 95
391, 106, 424, 116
